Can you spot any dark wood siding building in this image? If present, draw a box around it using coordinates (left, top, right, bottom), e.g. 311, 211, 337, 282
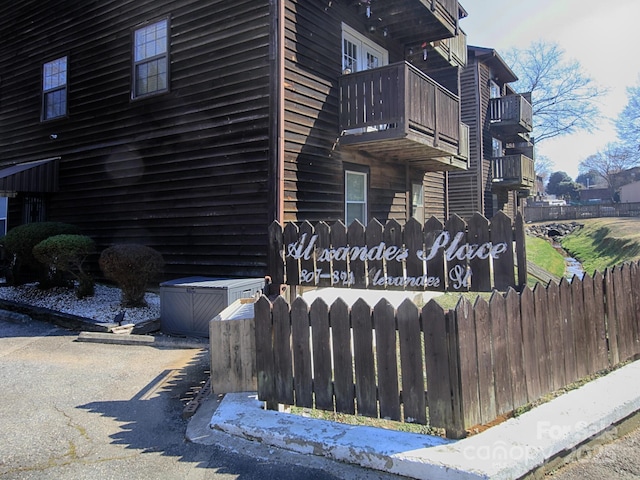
448, 46, 534, 220
0, 0, 469, 280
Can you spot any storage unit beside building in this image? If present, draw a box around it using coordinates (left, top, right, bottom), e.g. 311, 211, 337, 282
160, 277, 265, 337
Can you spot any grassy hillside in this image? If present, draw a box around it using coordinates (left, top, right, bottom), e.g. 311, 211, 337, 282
525, 235, 566, 279
561, 217, 640, 274
433, 217, 640, 309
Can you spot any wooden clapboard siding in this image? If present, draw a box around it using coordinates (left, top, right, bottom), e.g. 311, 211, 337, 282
450, 47, 522, 220
1, 0, 464, 279
424, 171, 447, 221
0, 0, 272, 279
282, 0, 411, 224
282, 0, 343, 223
448, 54, 483, 218
282, 0, 461, 225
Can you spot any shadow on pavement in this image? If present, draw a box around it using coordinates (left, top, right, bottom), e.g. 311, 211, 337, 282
77, 349, 347, 479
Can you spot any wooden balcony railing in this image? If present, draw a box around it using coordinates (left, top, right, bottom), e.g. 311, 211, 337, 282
339, 62, 465, 170
489, 94, 533, 141
432, 30, 467, 67
492, 154, 535, 190
431, 0, 459, 36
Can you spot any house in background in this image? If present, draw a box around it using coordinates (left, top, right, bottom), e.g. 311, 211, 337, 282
620, 181, 640, 203
0, 0, 469, 280
448, 46, 534, 220
578, 187, 611, 204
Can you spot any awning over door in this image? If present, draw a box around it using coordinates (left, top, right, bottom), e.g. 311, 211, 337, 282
0, 157, 60, 193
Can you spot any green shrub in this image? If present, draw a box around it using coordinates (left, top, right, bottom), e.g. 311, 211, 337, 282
99, 244, 164, 307
4, 222, 81, 285
33, 234, 96, 298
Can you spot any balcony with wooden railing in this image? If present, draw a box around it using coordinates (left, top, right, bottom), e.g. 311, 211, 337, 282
375, 0, 460, 44
430, 0, 460, 38
489, 94, 533, 142
432, 30, 467, 68
338, 61, 467, 171
492, 154, 535, 190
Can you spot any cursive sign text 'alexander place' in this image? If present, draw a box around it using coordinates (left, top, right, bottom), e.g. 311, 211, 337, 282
286, 231, 508, 289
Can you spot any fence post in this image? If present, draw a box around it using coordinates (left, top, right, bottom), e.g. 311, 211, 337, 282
423, 300, 453, 430
273, 296, 294, 406
255, 296, 275, 402
492, 211, 515, 290
515, 213, 528, 289
453, 296, 481, 432
268, 221, 285, 288
604, 268, 620, 366
424, 216, 445, 291
375, 299, 401, 421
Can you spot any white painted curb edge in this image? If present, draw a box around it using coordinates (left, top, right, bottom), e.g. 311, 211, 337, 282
210, 360, 640, 480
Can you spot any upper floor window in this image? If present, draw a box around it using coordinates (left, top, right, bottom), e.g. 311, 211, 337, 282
133, 19, 169, 98
489, 79, 501, 99
42, 56, 67, 120
342, 23, 387, 73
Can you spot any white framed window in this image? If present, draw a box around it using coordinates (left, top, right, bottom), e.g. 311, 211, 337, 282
345, 170, 368, 226
133, 19, 169, 98
412, 183, 424, 221
42, 56, 67, 120
489, 79, 501, 99
342, 23, 388, 73
492, 137, 503, 158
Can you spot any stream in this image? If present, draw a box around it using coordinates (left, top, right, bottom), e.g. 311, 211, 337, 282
564, 256, 585, 281
551, 241, 585, 281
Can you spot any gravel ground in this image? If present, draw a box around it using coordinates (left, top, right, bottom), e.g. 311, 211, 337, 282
0, 282, 160, 324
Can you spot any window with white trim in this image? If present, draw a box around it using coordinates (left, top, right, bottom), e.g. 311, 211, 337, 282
489, 79, 501, 99
133, 19, 169, 98
42, 56, 67, 120
341, 23, 388, 73
345, 170, 368, 226
412, 183, 424, 221
492, 137, 503, 158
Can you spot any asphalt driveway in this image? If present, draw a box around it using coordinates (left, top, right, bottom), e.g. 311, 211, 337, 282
0, 316, 400, 480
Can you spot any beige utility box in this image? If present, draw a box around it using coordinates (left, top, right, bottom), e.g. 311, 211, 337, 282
209, 298, 257, 394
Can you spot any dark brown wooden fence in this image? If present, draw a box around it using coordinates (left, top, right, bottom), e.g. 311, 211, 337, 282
255, 263, 640, 438
268, 212, 528, 293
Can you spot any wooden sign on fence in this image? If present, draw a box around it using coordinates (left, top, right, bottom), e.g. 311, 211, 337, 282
268, 212, 527, 292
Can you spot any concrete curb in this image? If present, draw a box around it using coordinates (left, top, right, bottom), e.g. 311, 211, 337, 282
0, 298, 110, 332
76, 331, 209, 349
0, 301, 207, 349
208, 359, 640, 480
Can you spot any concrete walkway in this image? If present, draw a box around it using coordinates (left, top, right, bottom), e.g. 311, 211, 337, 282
204, 360, 640, 480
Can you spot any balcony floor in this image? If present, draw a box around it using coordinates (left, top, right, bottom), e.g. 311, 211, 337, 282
339, 130, 467, 171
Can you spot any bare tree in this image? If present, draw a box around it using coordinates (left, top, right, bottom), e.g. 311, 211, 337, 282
505, 41, 607, 143
579, 143, 639, 199
615, 78, 640, 159
533, 154, 553, 181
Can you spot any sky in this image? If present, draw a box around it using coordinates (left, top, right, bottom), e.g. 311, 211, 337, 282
460, 0, 640, 179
